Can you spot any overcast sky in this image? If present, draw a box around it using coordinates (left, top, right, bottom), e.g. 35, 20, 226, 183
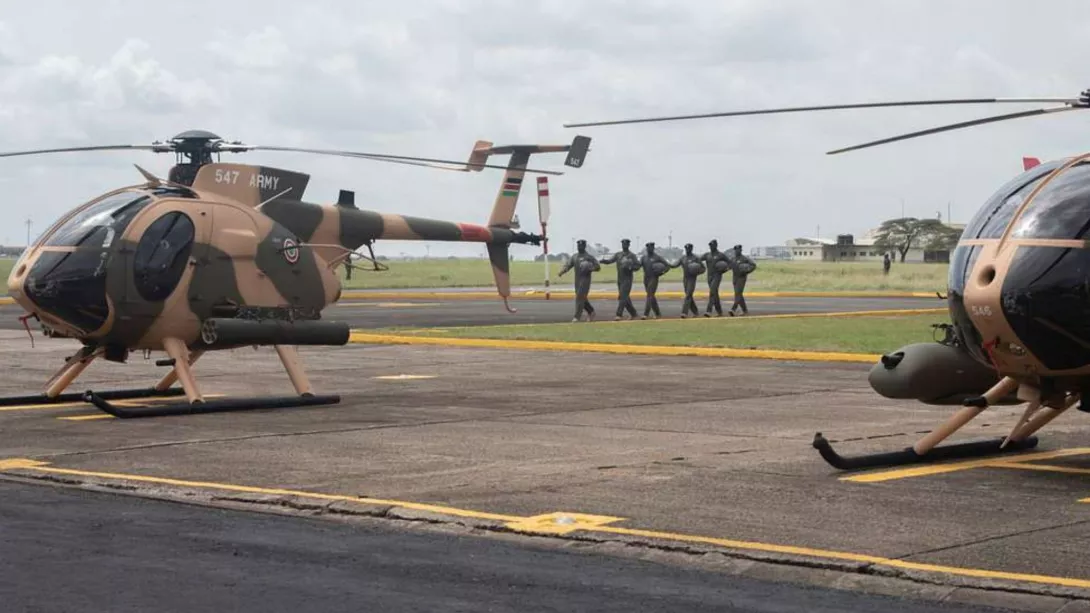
2, 0, 1090, 258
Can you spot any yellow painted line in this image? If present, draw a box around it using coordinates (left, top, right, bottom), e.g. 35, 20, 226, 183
372, 374, 438, 380
1, 461, 519, 523
842, 448, 1090, 483
593, 525, 1090, 589
0, 400, 89, 412
57, 414, 114, 421
335, 302, 440, 308
0, 297, 13, 305
3, 458, 1090, 591
349, 332, 878, 363
992, 462, 1090, 476
339, 290, 939, 301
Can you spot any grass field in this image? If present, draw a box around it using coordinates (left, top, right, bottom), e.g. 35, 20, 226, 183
381, 312, 945, 354
0, 257, 949, 293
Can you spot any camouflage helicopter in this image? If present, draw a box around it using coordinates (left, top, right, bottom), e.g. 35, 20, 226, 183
0, 130, 591, 417
565, 88, 1090, 470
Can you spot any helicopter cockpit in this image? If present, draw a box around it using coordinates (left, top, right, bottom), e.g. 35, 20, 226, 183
11, 186, 196, 337
948, 157, 1090, 373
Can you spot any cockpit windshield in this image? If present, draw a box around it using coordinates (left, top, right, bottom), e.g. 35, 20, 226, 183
42, 189, 154, 248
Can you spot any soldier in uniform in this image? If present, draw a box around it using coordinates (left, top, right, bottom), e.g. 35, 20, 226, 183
672, 243, 705, 318
640, 241, 671, 319
558, 239, 601, 322
600, 238, 640, 320
702, 239, 731, 317
729, 243, 756, 316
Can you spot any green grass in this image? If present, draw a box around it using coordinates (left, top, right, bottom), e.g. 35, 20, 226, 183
381, 313, 946, 354
342, 259, 948, 292
0, 257, 949, 293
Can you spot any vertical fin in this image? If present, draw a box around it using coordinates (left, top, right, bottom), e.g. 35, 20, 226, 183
488, 151, 530, 228
487, 242, 515, 313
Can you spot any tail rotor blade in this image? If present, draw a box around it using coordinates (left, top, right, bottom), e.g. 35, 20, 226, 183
562, 97, 1079, 128
825, 105, 1084, 155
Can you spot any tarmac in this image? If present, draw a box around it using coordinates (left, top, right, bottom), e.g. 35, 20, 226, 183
2, 290, 1090, 611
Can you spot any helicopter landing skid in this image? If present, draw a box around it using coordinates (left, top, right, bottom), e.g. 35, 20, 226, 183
812, 432, 1039, 470
83, 391, 341, 419
813, 375, 1079, 471
0, 387, 186, 407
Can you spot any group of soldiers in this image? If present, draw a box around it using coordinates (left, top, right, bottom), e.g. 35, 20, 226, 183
558, 238, 757, 322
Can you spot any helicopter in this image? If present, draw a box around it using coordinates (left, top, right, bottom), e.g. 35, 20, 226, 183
564, 88, 1090, 470
0, 130, 591, 417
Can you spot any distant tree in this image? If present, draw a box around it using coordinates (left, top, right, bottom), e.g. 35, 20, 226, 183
872, 217, 959, 262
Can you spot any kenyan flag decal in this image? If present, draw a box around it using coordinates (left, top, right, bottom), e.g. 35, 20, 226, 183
501, 176, 522, 197
282, 237, 300, 264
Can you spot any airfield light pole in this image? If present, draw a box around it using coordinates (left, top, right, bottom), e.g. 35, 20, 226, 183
25, 218, 31, 247
537, 177, 552, 300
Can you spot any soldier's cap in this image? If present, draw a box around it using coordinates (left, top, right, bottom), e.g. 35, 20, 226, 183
733, 244, 742, 250
646, 241, 655, 248
709, 239, 718, 246
684, 243, 693, 249
621, 238, 630, 245
577, 239, 587, 246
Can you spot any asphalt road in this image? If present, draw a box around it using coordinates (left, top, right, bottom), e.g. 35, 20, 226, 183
0, 481, 1013, 613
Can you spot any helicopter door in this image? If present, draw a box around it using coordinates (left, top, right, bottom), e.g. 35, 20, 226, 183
186, 204, 281, 320
113, 201, 211, 347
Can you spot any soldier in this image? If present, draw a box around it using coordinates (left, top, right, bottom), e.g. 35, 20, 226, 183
672, 243, 705, 318
702, 239, 731, 317
600, 238, 640, 320
883, 252, 891, 275
558, 239, 600, 322
729, 243, 756, 316
640, 241, 671, 319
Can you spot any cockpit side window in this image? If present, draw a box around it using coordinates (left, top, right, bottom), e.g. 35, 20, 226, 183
1009, 162, 1090, 240
133, 212, 196, 302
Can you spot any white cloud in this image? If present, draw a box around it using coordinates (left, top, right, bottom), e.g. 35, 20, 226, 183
2, 0, 1090, 258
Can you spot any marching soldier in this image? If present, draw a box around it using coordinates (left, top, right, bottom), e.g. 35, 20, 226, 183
702, 239, 731, 317
558, 239, 600, 322
640, 241, 671, 319
729, 244, 756, 316
600, 238, 640, 320
672, 243, 705, 318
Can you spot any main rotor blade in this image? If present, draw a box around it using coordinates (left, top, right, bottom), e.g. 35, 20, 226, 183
0, 144, 162, 158
826, 105, 1085, 155
562, 97, 1078, 128
232, 145, 565, 176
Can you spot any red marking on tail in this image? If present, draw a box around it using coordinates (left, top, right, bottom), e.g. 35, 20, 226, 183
458, 223, 493, 242
1023, 157, 1041, 171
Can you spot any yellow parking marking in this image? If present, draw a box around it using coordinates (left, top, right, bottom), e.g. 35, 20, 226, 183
0, 400, 89, 412
842, 448, 1090, 483
505, 512, 626, 535
336, 302, 440, 308
57, 415, 115, 421
372, 375, 438, 380
349, 332, 879, 363
2, 458, 1090, 590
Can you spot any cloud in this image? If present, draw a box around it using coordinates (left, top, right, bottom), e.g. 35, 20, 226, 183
3, 0, 1090, 257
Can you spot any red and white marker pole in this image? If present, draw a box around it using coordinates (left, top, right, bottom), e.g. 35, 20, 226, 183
537, 176, 552, 300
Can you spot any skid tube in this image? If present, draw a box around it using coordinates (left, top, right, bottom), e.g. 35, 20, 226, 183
0, 387, 186, 406
84, 391, 341, 419
812, 432, 1039, 470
